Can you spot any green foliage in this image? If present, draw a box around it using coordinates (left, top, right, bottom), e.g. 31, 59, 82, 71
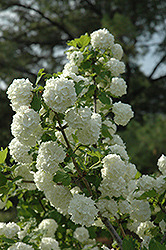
0, 147, 8, 164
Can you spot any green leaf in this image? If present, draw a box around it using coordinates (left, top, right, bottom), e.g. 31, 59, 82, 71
0, 147, 8, 164
30, 94, 41, 111
36, 68, 45, 85
98, 91, 110, 105
122, 236, 138, 250
149, 239, 166, 250
1, 237, 16, 243
137, 189, 157, 200
53, 171, 71, 186
79, 34, 90, 47
75, 81, 85, 96
101, 124, 112, 140
154, 210, 165, 223
0, 172, 7, 186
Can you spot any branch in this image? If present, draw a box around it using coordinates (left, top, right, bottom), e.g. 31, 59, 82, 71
10, 2, 74, 40
99, 212, 123, 250
148, 54, 166, 79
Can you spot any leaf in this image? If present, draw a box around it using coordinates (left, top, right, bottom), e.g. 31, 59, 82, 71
149, 239, 166, 250
0, 172, 7, 186
1, 237, 16, 243
30, 94, 41, 111
53, 171, 71, 186
98, 91, 110, 105
79, 34, 90, 47
0, 147, 8, 164
36, 68, 45, 85
75, 81, 85, 96
122, 236, 138, 250
137, 189, 157, 200
154, 210, 165, 223
101, 124, 113, 140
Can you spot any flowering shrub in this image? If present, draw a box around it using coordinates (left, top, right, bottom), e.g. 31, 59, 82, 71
0, 28, 166, 249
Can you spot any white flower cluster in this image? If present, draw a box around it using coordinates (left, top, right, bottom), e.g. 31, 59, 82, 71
8, 242, 34, 250
73, 227, 89, 243
112, 101, 134, 126
0, 222, 20, 238
106, 58, 125, 77
40, 237, 60, 250
157, 154, 166, 175
66, 50, 84, 66
68, 194, 98, 227
11, 106, 43, 146
109, 77, 127, 97
38, 219, 58, 238
43, 76, 76, 113
36, 141, 66, 175
90, 28, 114, 50
65, 107, 102, 144
7, 78, 33, 112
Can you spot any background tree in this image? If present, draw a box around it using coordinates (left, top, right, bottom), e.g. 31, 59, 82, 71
0, 0, 166, 172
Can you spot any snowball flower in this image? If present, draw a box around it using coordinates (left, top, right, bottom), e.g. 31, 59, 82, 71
3, 222, 20, 238
9, 138, 32, 164
130, 200, 151, 222
106, 58, 125, 77
8, 242, 34, 250
14, 164, 36, 190
67, 50, 84, 66
101, 154, 126, 180
40, 237, 60, 250
157, 154, 166, 175
36, 141, 66, 175
154, 175, 166, 194
73, 227, 90, 243
7, 78, 33, 112
45, 183, 72, 215
112, 101, 134, 126
136, 221, 155, 239
111, 43, 123, 60
97, 198, 118, 218
110, 77, 127, 97
118, 200, 131, 214
159, 220, 166, 234
11, 106, 43, 146
43, 76, 76, 113
33, 169, 53, 192
38, 219, 58, 238
137, 175, 155, 192
68, 194, 98, 227
90, 28, 114, 50
108, 144, 129, 161
103, 119, 117, 136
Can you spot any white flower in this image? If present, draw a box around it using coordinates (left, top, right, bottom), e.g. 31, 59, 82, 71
99, 177, 127, 199
55, 124, 76, 147
101, 154, 126, 180
33, 169, 54, 192
159, 220, 166, 234
63, 62, 79, 75
8, 242, 34, 250
14, 164, 36, 190
36, 141, 66, 175
108, 144, 129, 161
111, 43, 123, 60
118, 200, 131, 214
68, 194, 98, 227
0, 222, 6, 235
77, 113, 101, 145
130, 200, 151, 222
110, 77, 127, 97
45, 183, 72, 215
106, 58, 125, 77
40, 237, 60, 250
43, 76, 76, 113
136, 221, 155, 239
11, 106, 42, 146
7, 78, 33, 112
67, 50, 84, 66
154, 175, 166, 194
38, 219, 58, 238
90, 28, 114, 50
112, 101, 134, 126
5, 222, 20, 238
157, 154, 166, 175
9, 138, 32, 164
123, 163, 137, 182
97, 198, 118, 218
65, 106, 92, 129
73, 227, 89, 243
137, 175, 155, 192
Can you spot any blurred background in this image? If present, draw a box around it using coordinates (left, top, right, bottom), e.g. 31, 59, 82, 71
0, 0, 166, 174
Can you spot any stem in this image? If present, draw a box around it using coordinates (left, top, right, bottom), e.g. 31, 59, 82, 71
98, 212, 123, 250
55, 112, 93, 197
161, 232, 166, 245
